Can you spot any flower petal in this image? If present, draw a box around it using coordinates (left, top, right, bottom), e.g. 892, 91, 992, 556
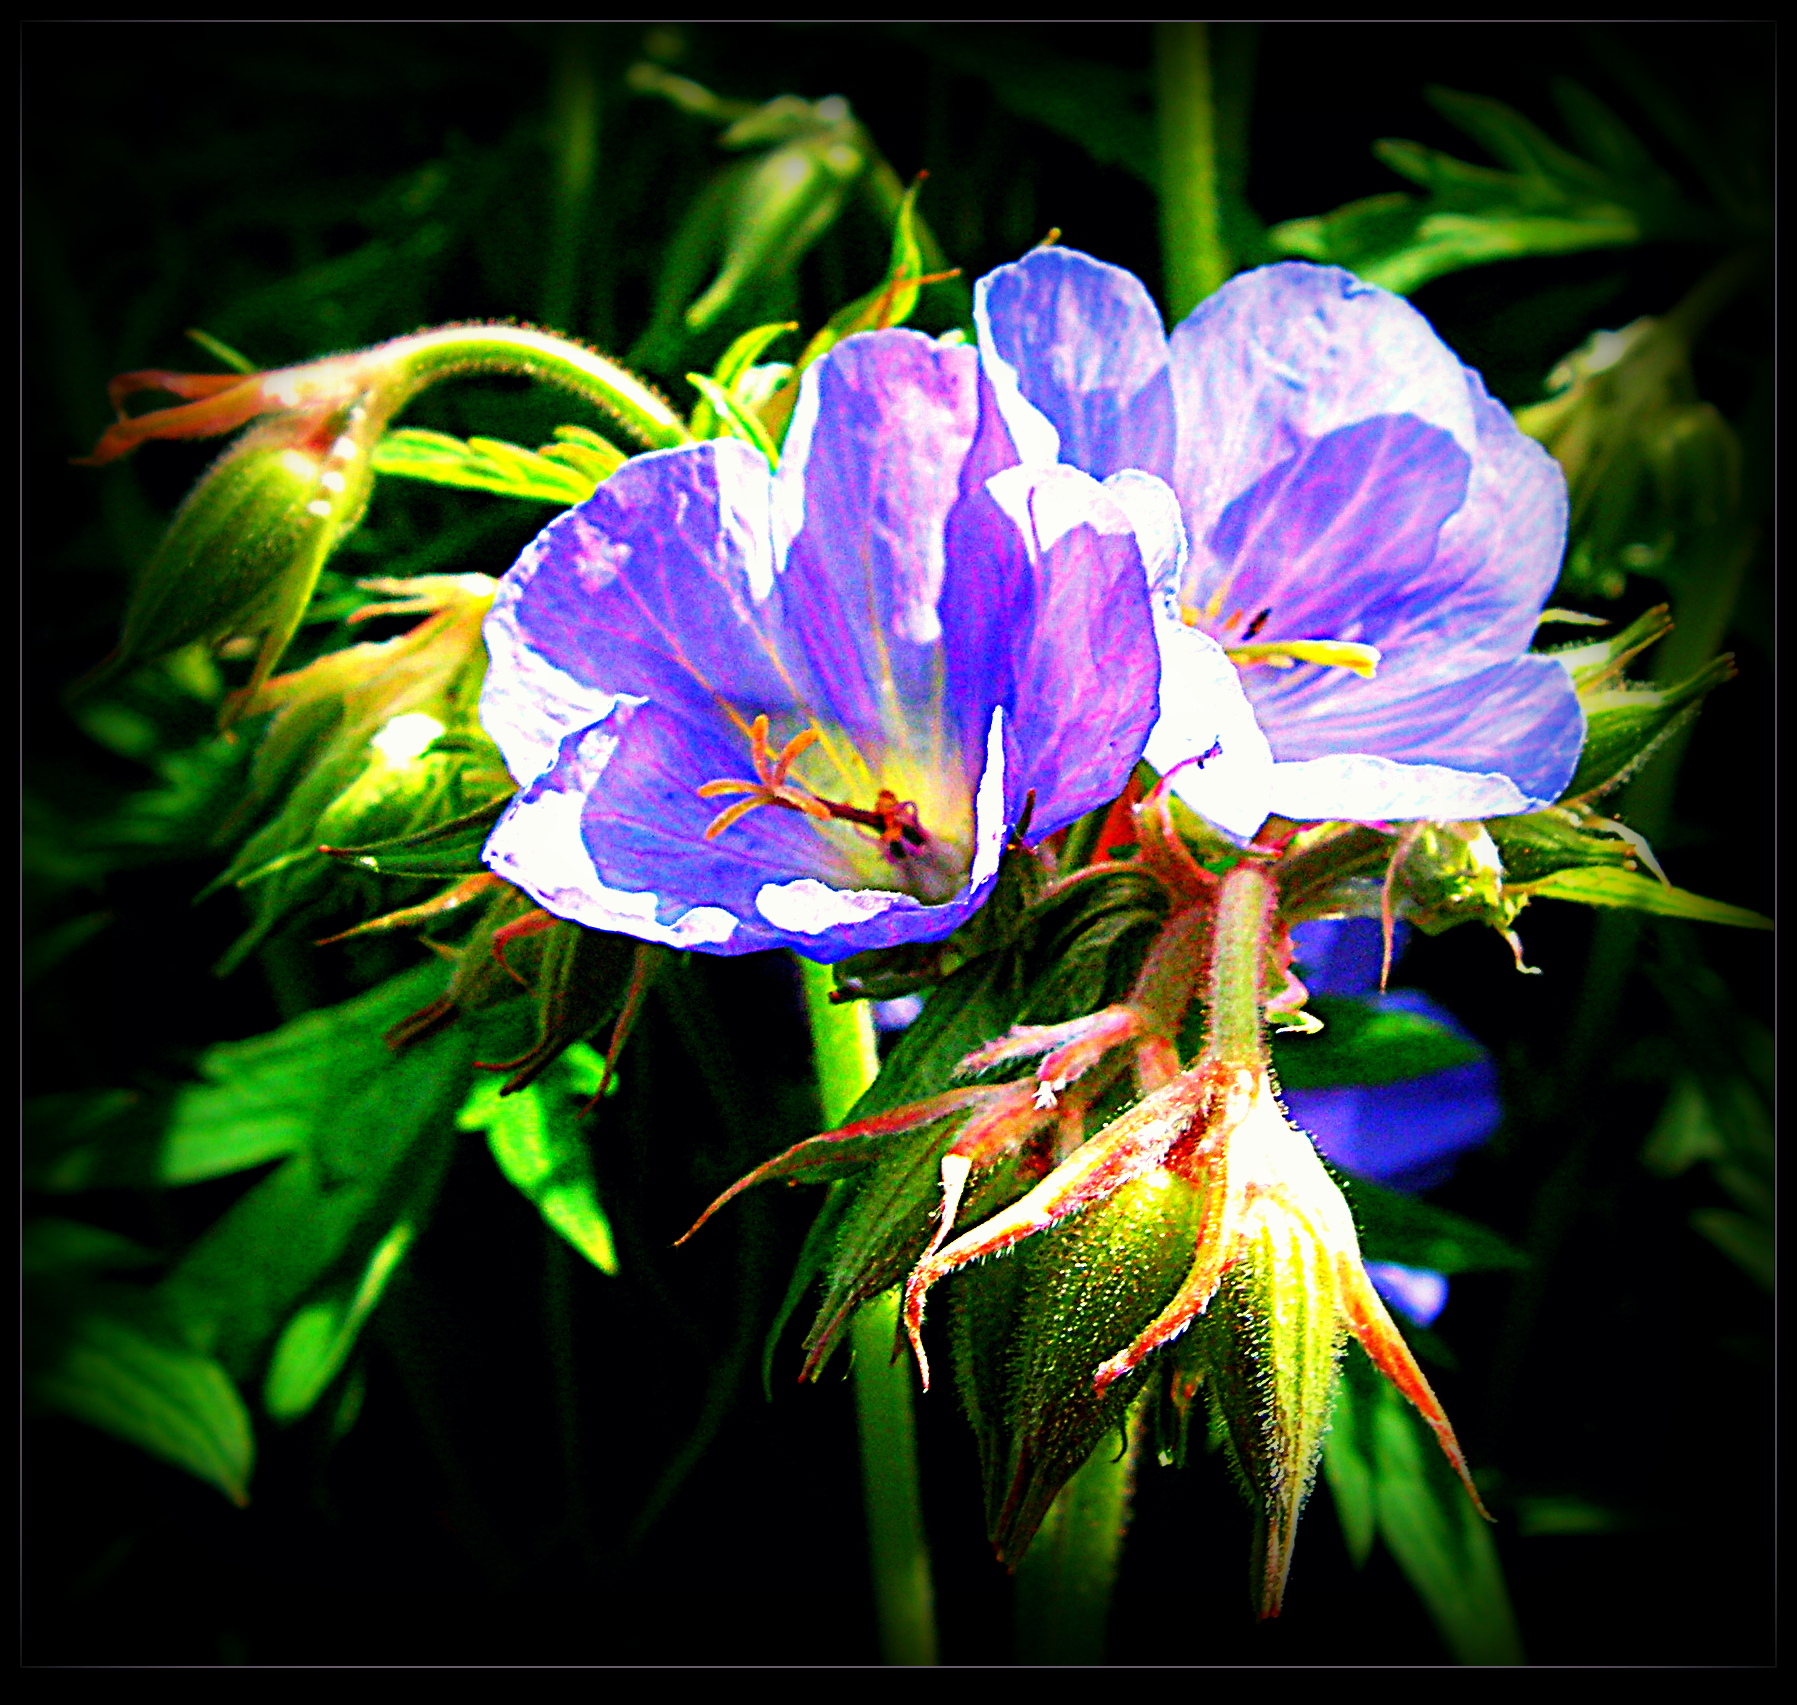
771, 330, 982, 752
480, 438, 786, 787
974, 246, 1177, 481
944, 464, 1163, 837
1261, 652, 1585, 813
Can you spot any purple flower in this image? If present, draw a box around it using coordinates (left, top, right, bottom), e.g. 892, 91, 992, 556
975, 250, 1585, 840
478, 330, 1164, 960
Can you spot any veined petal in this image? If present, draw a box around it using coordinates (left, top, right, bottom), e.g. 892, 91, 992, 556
480, 438, 787, 788
974, 246, 1177, 481
1261, 652, 1585, 809
772, 330, 981, 752
1166, 263, 1484, 558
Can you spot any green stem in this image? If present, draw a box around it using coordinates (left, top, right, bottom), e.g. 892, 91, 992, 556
387, 325, 691, 450
796, 958, 939, 1667
1155, 21, 1230, 321
1202, 856, 1275, 1068
1014, 1404, 1145, 1664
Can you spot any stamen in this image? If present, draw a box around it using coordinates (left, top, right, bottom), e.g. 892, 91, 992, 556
697, 715, 931, 860
1226, 639, 1380, 678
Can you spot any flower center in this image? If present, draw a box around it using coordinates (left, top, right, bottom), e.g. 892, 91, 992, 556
698, 714, 935, 865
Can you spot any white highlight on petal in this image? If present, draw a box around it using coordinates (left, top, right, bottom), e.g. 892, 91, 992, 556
968, 706, 1010, 887
1143, 620, 1274, 843
1102, 469, 1188, 605
1263, 754, 1536, 823
755, 879, 911, 935
370, 712, 444, 763
484, 768, 739, 949
970, 324, 1063, 469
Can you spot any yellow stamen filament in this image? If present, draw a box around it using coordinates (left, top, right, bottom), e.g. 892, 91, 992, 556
1225, 639, 1381, 679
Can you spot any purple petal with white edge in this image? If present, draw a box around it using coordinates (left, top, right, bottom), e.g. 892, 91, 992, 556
1165, 263, 1484, 570
1261, 651, 1584, 817
480, 439, 786, 787
771, 330, 982, 752
1100, 470, 1187, 606
1365, 1263, 1450, 1329
1142, 618, 1274, 844
974, 246, 1176, 482
943, 464, 1162, 838
486, 700, 1021, 962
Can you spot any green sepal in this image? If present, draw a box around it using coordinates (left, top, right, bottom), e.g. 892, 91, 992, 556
1265, 995, 1485, 1090
85, 407, 376, 699
1340, 1176, 1527, 1275
492, 925, 662, 1096
1510, 865, 1771, 929
455, 1043, 619, 1275
323, 796, 510, 878
1486, 807, 1653, 885
689, 321, 797, 439
957, 1164, 1211, 1563
1557, 653, 1734, 804
370, 425, 617, 504
1323, 1349, 1524, 1664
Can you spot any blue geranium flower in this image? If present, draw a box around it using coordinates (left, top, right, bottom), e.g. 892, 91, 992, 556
974, 249, 1585, 841
478, 329, 1174, 960
1283, 917, 1503, 1327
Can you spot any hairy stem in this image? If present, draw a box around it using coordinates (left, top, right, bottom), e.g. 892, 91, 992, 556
1202, 856, 1276, 1068
797, 958, 939, 1666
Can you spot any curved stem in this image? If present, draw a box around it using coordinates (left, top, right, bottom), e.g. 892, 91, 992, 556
387, 325, 691, 450
797, 958, 939, 1666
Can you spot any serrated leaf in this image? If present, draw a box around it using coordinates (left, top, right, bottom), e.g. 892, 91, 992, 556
31, 1309, 254, 1506
1267, 82, 1716, 295
371, 426, 601, 504
1515, 866, 1770, 928
1267, 995, 1484, 1090
323, 796, 509, 877
1343, 1178, 1526, 1275
1325, 1352, 1523, 1664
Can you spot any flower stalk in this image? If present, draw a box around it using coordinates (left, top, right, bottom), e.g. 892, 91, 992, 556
797, 959, 939, 1667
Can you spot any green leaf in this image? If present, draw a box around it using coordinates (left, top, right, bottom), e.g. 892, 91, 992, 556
1487, 808, 1650, 885
263, 1217, 419, 1422
1515, 866, 1771, 928
690, 320, 797, 438
323, 796, 509, 877
456, 1045, 619, 1274
1268, 995, 1485, 1090
22, 1218, 163, 1277
371, 426, 606, 504
684, 372, 780, 467
154, 963, 474, 1378
1325, 1352, 1524, 1664
31, 1308, 254, 1506
1343, 1178, 1527, 1275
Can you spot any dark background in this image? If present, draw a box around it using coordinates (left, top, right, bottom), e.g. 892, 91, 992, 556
24, 22, 1771, 1667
